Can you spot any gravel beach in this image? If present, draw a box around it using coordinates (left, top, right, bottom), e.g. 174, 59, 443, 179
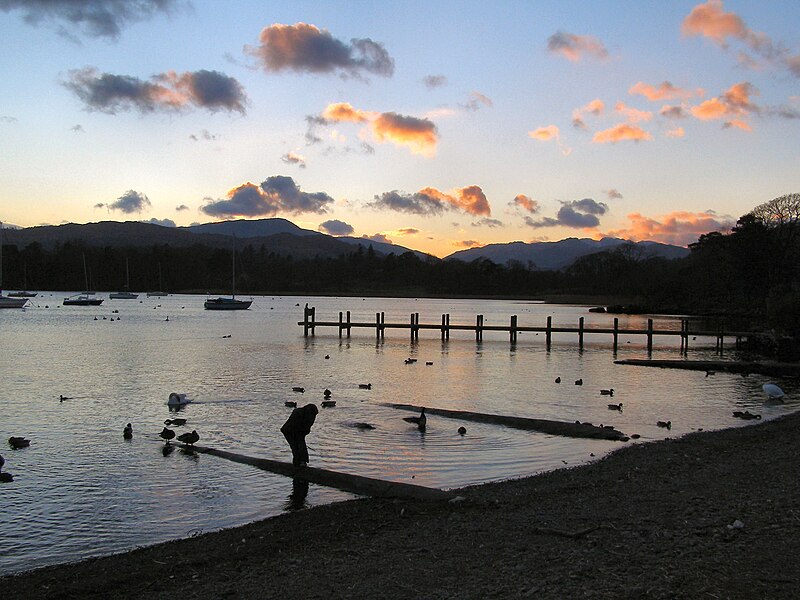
4, 409, 800, 599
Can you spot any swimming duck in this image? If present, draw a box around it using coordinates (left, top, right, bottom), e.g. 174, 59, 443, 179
554, 377, 561, 383
292, 387, 305, 393
656, 420, 672, 430
733, 410, 761, 420
123, 423, 133, 439
8, 437, 30, 449
59, 394, 72, 402
358, 383, 372, 389
164, 418, 187, 426
0, 472, 12, 483
285, 401, 298, 408
608, 403, 623, 411
574, 378, 583, 386
600, 389, 614, 396
177, 430, 200, 446
425, 361, 433, 366
323, 389, 332, 398
458, 426, 467, 436
403, 408, 427, 430
321, 400, 336, 408
159, 427, 176, 443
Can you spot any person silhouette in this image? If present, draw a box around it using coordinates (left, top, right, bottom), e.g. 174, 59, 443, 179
280, 403, 319, 468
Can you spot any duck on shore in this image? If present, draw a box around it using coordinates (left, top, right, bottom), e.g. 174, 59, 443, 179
657, 420, 672, 430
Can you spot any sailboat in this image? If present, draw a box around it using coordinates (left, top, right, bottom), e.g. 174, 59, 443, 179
147, 262, 167, 297
7, 262, 37, 297
204, 236, 252, 310
63, 254, 103, 306
110, 257, 138, 299
0, 221, 29, 308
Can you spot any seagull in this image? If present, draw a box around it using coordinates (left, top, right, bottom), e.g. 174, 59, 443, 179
608, 403, 623, 411
403, 408, 427, 430
164, 418, 187, 426
8, 437, 30, 449
177, 430, 199, 446
657, 420, 672, 430
123, 423, 133, 439
159, 427, 176, 444
600, 389, 615, 396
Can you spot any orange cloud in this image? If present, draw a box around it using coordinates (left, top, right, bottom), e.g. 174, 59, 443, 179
603, 210, 734, 246
592, 123, 652, 144
682, 0, 748, 46
690, 98, 728, 120
453, 240, 482, 248
547, 31, 608, 62
666, 127, 686, 138
690, 81, 758, 123
572, 99, 604, 129
528, 125, 560, 141
322, 102, 372, 122
512, 194, 539, 214
723, 119, 752, 131
615, 102, 653, 123
418, 186, 491, 216
629, 81, 697, 101
371, 112, 438, 156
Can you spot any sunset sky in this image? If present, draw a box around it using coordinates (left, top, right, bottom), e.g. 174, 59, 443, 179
1, 1, 798, 257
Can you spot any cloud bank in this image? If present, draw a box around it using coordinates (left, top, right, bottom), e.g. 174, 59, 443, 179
603, 210, 734, 246
547, 31, 608, 62
370, 185, 491, 217
201, 176, 334, 218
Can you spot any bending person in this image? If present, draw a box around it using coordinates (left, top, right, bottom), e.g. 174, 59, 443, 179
281, 403, 319, 468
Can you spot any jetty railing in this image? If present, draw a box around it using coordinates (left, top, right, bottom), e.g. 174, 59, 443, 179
299, 306, 756, 353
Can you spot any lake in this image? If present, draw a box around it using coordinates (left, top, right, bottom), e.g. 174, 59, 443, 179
0, 294, 794, 575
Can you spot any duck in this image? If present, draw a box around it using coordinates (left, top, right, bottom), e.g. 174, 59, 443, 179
123, 423, 133, 439
403, 407, 427, 430
0, 472, 12, 483
177, 430, 200, 446
607, 403, 623, 411
321, 400, 336, 408
285, 400, 298, 408
292, 386, 305, 393
8, 437, 30, 449
574, 378, 583, 386
554, 377, 561, 383
324, 355, 330, 360
733, 410, 761, 420
458, 426, 467, 436
358, 383, 372, 390
600, 389, 615, 396
425, 361, 434, 366
404, 358, 418, 364
159, 427, 176, 444
59, 394, 72, 402
657, 420, 672, 430
323, 389, 332, 398
164, 418, 187, 426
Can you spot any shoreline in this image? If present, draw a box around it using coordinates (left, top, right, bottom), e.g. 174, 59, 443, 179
4, 410, 800, 599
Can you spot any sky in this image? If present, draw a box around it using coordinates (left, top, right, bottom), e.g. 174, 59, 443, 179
0, 0, 798, 258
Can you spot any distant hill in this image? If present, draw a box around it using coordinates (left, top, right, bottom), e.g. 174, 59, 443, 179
184, 218, 319, 238
444, 238, 689, 270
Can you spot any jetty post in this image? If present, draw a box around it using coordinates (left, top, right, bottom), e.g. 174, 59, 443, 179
441, 313, 450, 340
375, 311, 385, 340
546, 315, 552, 348
338, 311, 352, 338
510, 315, 518, 343
647, 318, 654, 354
612, 317, 619, 352
578, 316, 585, 349
410, 312, 420, 341
476, 314, 484, 341
303, 304, 316, 337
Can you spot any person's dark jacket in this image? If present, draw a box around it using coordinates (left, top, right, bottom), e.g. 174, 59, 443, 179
281, 404, 318, 436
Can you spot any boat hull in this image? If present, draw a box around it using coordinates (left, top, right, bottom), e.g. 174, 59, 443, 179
109, 292, 139, 299
0, 296, 29, 308
204, 297, 252, 310
63, 295, 103, 306
8, 291, 37, 297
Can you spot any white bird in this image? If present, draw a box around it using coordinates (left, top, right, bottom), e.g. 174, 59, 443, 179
763, 383, 785, 401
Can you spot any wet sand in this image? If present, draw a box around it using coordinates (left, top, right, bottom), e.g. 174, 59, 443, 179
4, 410, 800, 599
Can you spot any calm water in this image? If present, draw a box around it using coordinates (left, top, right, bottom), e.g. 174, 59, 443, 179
0, 294, 795, 575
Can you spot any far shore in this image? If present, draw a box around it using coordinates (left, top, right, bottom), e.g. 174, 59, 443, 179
4, 409, 800, 599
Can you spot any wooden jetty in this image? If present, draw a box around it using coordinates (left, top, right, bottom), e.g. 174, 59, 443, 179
300, 305, 756, 352
385, 403, 629, 441
175, 443, 452, 501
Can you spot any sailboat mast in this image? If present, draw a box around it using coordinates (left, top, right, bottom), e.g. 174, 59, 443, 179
0, 221, 4, 293
82, 253, 89, 292
232, 235, 236, 299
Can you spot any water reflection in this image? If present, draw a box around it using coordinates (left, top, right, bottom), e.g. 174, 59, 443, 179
285, 478, 309, 511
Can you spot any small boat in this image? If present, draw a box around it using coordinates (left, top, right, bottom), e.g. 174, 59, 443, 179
110, 258, 138, 299
167, 392, 191, 406
64, 253, 103, 306
147, 262, 167, 297
204, 235, 251, 310
0, 223, 29, 308
8, 262, 37, 297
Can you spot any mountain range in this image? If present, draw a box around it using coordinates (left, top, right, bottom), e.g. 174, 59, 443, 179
3, 219, 689, 270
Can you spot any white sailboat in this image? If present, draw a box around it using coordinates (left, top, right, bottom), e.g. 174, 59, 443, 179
110, 257, 138, 299
63, 254, 103, 306
7, 262, 37, 297
204, 236, 252, 310
0, 221, 29, 308
147, 262, 167, 297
